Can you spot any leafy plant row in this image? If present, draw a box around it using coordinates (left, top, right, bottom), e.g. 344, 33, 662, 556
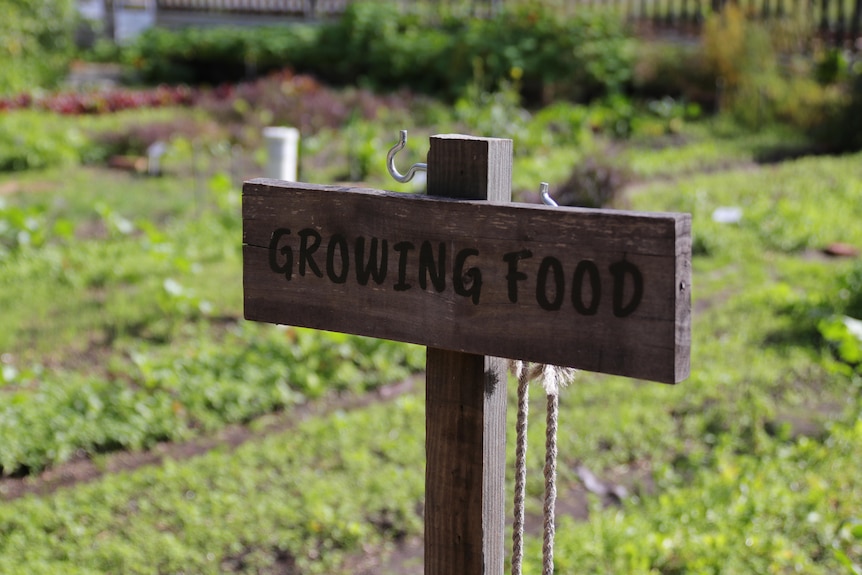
123, 2, 634, 103
529, 418, 862, 575
0, 109, 166, 173
2, 368, 859, 574
0, 85, 195, 115
0, 83, 690, 178
0, 174, 424, 476
0, 396, 427, 574
0, 323, 423, 476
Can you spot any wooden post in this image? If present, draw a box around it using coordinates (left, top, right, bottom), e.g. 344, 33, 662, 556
424, 135, 512, 575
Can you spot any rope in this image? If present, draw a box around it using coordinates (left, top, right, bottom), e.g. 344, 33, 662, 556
543, 391, 558, 575
509, 361, 575, 575
510, 361, 530, 575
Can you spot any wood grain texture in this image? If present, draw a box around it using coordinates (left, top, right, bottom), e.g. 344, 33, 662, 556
423, 135, 509, 575
425, 349, 507, 575
242, 178, 691, 383
674, 215, 692, 383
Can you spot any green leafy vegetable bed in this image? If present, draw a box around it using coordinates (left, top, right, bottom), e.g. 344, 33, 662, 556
0, 397, 426, 574
0, 165, 424, 476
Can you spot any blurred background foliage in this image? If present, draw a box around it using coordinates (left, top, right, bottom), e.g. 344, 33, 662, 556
0, 0, 77, 94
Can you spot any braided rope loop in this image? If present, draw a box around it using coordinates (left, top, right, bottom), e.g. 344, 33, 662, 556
511, 362, 530, 575
509, 363, 575, 575
542, 391, 559, 575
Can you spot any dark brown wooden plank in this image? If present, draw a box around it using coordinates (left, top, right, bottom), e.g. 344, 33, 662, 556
243, 177, 691, 383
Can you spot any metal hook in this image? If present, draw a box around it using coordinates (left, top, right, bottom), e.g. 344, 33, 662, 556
387, 130, 427, 183
539, 182, 558, 207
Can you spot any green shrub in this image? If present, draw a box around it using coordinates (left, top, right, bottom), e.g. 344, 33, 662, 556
632, 41, 718, 108
814, 47, 850, 85
700, 4, 840, 133
311, 2, 454, 94
448, 4, 634, 104
702, 3, 761, 92
124, 25, 319, 85
815, 70, 862, 153
122, 2, 634, 103
0, 0, 77, 94
0, 111, 89, 172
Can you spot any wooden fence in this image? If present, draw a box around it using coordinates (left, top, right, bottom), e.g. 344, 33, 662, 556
154, 0, 862, 48
618, 0, 862, 48
156, 0, 347, 17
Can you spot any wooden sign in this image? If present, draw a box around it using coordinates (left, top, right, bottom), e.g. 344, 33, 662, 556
244, 134, 691, 575
243, 179, 690, 384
